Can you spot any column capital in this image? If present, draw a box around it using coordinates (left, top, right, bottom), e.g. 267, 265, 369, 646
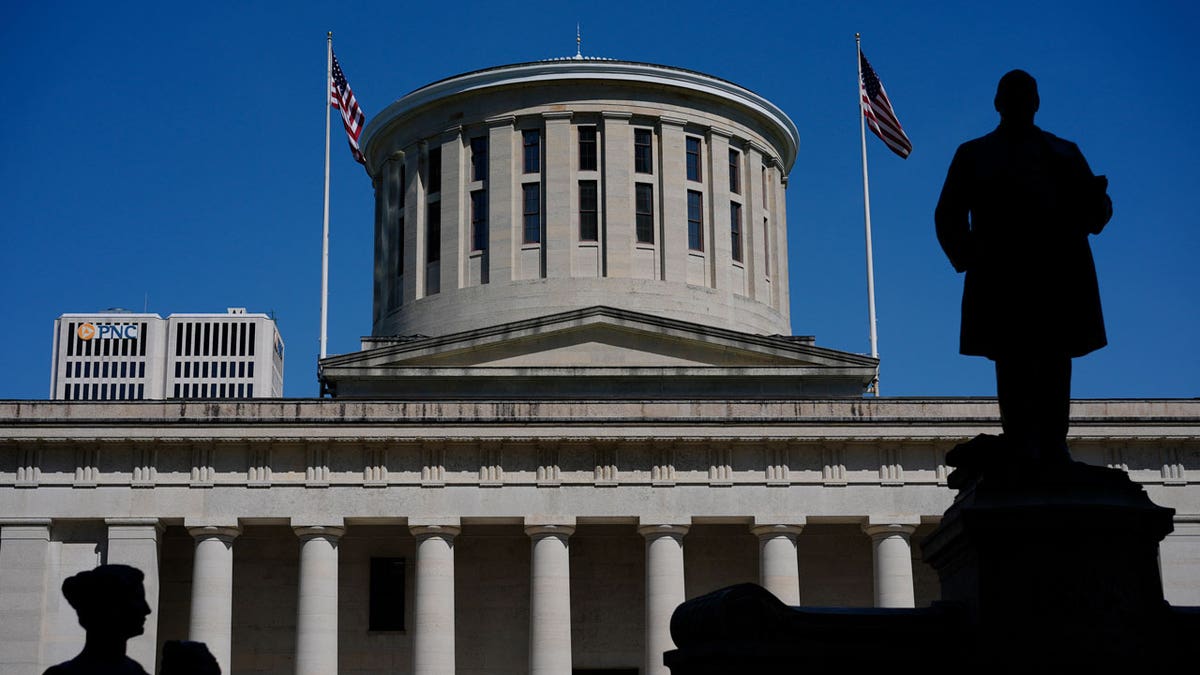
750, 523, 805, 538
106, 518, 165, 539
187, 525, 242, 542
862, 523, 918, 539
542, 110, 573, 121
658, 115, 688, 128
637, 523, 690, 539
525, 523, 576, 538
601, 110, 633, 120
0, 519, 51, 540
486, 114, 516, 128
293, 525, 345, 541
410, 523, 462, 539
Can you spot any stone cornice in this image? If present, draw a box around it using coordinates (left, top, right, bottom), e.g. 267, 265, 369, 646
363, 60, 800, 172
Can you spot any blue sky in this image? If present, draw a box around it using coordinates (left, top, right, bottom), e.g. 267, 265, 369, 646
2, 1, 1196, 399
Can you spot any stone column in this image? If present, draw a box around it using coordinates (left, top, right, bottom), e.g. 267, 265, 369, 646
657, 118, 688, 283
0, 519, 52, 675
294, 525, 344, 675
543, 111, 573, 278
639, 524, 689, 675
862, 522, 918, 608
187, 525, 240, 674
106, 518, 164, 673
601, 111, 634, 278
487, 116, 516, 284
526, 522, 575, 675
750, 523, 804, 606
411, 522, 460, 675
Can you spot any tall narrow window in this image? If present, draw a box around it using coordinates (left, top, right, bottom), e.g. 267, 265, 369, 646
522, 183, 541, 243
579, 180, 598, 241
523, 130, 540, 173
470, 190, 488, 251
731, 202, 743, 262
686, 137, 702, 182
427, 205, 441, 263
634, 129, 653, 174
761, 165, 768, 208
470, 136, 488, 182
369, 558, 406, 631
729, 149, 741, 194
635, 183, 654, 244
762, 217, 770, 275
427, 147, 442, 194
578, 126, 597, 171
687, 191, 704, 250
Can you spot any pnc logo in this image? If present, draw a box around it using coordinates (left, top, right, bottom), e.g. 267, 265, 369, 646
76, 322, 138, 341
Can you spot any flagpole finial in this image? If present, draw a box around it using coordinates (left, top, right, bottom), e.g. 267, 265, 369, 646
328, 31, 333, 39
855, 32, 861, 41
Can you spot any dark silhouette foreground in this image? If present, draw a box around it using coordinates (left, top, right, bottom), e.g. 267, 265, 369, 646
43, 565, 221, 675
936, 69, 1111, 468
665, 71, 1197, 675
43, 565, 151, 675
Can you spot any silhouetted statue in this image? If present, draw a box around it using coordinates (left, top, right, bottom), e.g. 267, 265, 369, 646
160, 640, 221, 675
936, 70, 1111, 467
44, 564, 151, 675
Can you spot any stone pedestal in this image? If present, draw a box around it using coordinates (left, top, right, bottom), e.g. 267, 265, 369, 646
922, 461, 1180, 670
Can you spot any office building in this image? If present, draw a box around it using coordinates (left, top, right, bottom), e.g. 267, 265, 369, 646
49, 308, 284, 401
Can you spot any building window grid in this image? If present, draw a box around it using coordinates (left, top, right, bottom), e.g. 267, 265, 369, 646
470, 136, 488, 182
522, 183, 541, 244
635, 183, 655, 244
729, 149, 741, 194
470, 190, 488, 252
427, 146, 442, 194
731, 202, 744, 263
687, 191, 704, 251
686, 137, 702, 182
634, 129, 653, 174
578, 126, 597, 171
763, 216, 770, 276
579, 180, 598, 241
523, 130, 541, 174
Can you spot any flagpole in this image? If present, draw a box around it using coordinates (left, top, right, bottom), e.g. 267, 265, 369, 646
856, 33, 880, 397
321, 32, 332, 362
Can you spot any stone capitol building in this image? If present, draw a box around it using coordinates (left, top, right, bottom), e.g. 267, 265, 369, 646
2, 56, 1197, 675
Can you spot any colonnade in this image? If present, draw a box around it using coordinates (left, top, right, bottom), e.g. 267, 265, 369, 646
0, 518, 920, 675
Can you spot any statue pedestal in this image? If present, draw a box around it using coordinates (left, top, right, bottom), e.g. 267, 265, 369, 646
922, 460, 1183, 670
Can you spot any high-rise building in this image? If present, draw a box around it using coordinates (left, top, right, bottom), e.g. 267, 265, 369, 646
49, 308, 284, 401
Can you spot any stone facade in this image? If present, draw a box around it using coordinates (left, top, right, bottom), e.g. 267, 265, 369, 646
0, 399, 1197, 674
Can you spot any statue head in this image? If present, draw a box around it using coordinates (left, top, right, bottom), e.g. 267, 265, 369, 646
994, 69, 1040, 124
62, 564, 151, 640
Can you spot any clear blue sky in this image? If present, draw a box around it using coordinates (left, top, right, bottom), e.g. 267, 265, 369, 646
2, 1, 1196, 399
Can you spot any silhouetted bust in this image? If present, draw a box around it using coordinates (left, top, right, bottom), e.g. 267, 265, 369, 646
43, 564, 151, 675
160, 640, 221, 675
936, 70, 1111, 469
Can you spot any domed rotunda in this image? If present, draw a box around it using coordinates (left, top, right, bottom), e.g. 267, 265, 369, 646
320, 58, 877, 398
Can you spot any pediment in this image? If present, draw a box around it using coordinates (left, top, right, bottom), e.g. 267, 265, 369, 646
325, 306, 871, 370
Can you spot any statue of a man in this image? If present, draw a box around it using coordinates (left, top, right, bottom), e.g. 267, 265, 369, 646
935, 70, 1112, 466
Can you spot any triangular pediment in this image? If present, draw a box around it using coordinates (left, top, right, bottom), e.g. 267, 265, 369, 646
318, 306, 877, 399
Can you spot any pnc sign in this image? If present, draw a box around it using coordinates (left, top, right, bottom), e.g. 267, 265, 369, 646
76, 322, 139, 341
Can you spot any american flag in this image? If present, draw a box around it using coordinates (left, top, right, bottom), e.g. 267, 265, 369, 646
859, 52, 912, 159
330, 49, 366, 165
